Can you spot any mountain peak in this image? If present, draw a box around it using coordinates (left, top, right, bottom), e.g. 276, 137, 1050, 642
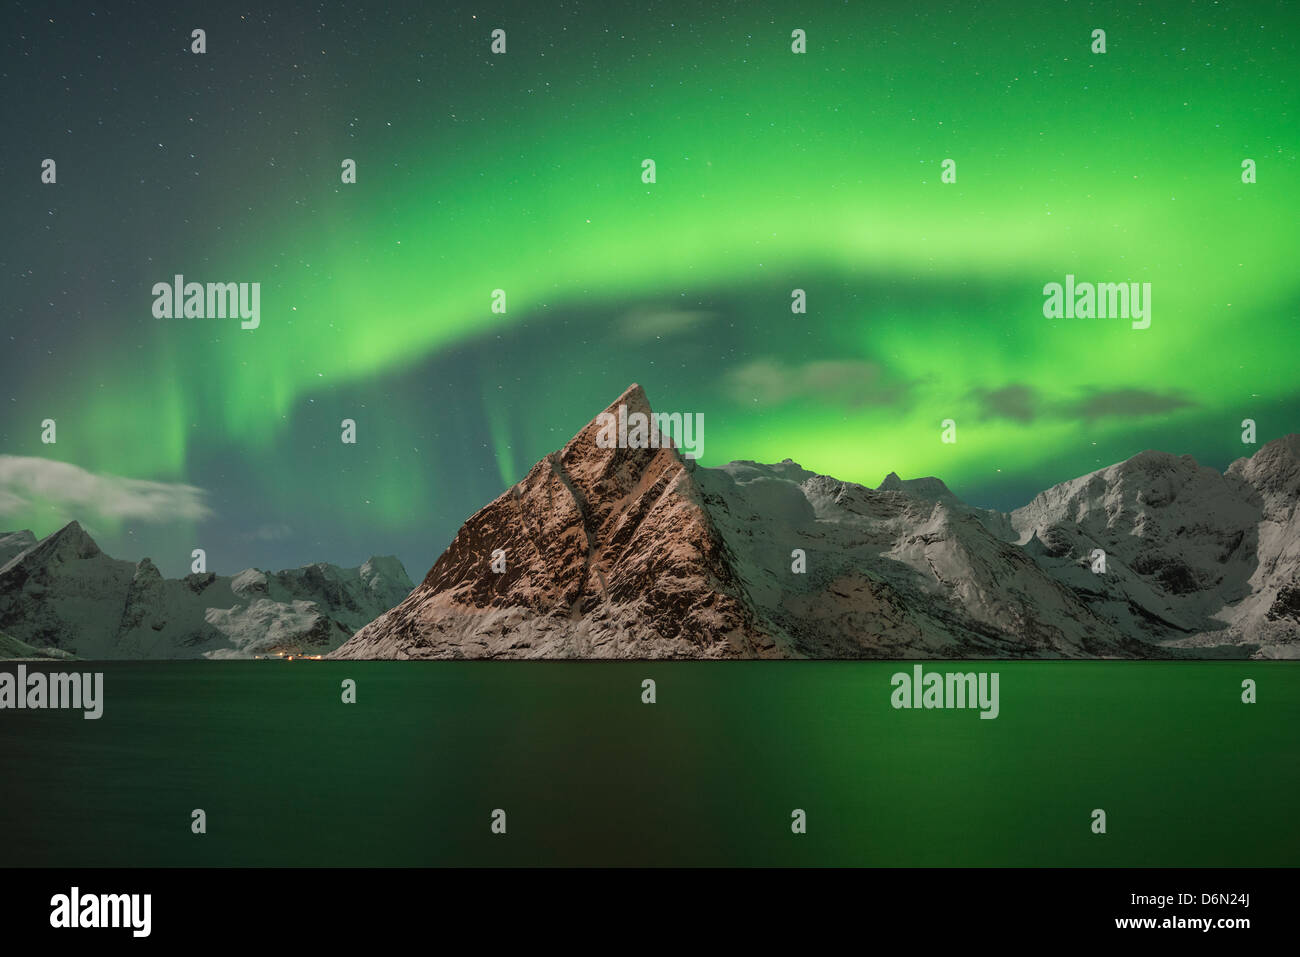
31, 520, 102, 564
876, 472, 960, 504
1115, 448, 1198, 474
133, 557, 162, 583
335, 383, 760, 659
1228, 432, 1300, 509
612, 382, 649, 410
359, 555, 412, 588
559, 383, 657, 461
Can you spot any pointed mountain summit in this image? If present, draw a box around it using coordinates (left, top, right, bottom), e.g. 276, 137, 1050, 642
18, 520, 102, 566
0, 521, 107, 590
335, 384, 767, 658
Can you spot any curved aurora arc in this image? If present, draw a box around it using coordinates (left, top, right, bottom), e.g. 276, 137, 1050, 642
5, 1, 1298, 575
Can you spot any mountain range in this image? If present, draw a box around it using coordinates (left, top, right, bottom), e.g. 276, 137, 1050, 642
4, 384, 1296, 660
332, 384, 1300, 660
0, 525, 412, 659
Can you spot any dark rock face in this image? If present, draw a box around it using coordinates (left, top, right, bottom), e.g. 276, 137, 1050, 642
1130, 552, 1202, 595
337, 385, 768, 659
1269, 584, 1300, 621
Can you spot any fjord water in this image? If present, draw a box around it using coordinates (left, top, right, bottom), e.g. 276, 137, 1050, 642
0, 662, 1295, 867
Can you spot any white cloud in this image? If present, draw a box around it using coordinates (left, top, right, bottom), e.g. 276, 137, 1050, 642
243, 523, 293, 542
0, 456, 212, 523
616, 308, 719, 342
723, 358, 913, 408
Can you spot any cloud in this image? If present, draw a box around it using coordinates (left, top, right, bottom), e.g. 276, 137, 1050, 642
243, 523, 294, 542
616, 308, 720, 342
723, 358, 912, 408
969, 384, 1195, 424
971, 384, 1039, 422
1063, 388, 1196, 421
0, 456, 213, 524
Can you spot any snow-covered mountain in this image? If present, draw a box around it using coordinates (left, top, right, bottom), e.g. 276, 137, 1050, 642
0, 523, 412, 659
333, 384, 1300, 660
1007, 440, 1300, 655
5, 385, 1295, 661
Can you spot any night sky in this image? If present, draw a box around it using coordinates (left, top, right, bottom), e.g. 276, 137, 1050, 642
1, 0, 1297, 578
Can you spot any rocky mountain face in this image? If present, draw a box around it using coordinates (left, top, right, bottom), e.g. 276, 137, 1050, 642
333, 384, 1300, 660
337, 383, 765, 659
0, 524, 412, 659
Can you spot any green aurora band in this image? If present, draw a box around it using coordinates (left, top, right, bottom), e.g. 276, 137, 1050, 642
6, 1, 1298, 569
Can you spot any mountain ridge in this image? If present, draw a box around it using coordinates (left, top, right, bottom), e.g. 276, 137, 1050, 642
0, 524, 413, 659
5, 386, 1295, 660
332, 385, 1300, 660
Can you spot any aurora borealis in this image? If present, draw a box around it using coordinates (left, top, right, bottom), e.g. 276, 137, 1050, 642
2, 0, 1297, 578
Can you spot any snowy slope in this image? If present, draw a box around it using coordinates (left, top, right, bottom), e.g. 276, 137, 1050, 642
0, 522, 413, 659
